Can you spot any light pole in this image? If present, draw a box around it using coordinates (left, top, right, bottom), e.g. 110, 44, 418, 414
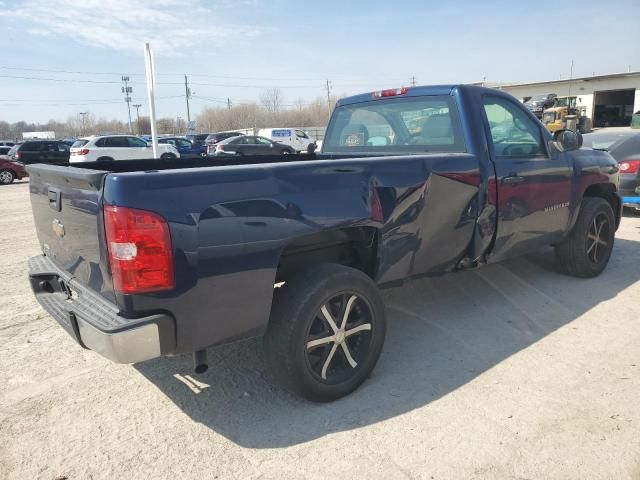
133, 104, 142, 134
79, 111, 88, 136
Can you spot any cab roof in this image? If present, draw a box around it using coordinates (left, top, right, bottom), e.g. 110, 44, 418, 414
336, 85, 460, 107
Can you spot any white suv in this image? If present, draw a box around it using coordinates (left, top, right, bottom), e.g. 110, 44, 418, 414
70, 135, 180, 162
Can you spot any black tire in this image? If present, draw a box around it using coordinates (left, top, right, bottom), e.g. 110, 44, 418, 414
96, 156, 114, 162
555, 197, 615, 278
264, 264, 386, 402
160, 153, 177, 159
307, 143, 316, 154
0, 169, 15, 185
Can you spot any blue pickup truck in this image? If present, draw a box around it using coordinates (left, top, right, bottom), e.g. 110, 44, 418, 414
27, 85, 621, 402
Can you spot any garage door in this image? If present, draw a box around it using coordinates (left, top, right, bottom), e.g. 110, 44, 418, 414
593, 89, 636, 127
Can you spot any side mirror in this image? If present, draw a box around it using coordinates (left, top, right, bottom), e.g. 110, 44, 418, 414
553, 129, 583, 152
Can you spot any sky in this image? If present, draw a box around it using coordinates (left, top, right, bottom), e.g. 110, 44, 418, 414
0, 0, 639, 124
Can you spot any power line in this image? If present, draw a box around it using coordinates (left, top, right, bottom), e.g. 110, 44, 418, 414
0, 72, 408, 89
0, 65, 407, 83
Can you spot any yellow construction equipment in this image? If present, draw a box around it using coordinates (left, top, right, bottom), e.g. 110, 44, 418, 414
542, 96, 592, 133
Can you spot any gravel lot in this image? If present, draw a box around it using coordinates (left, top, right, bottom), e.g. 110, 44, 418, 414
1, 180, 639, 479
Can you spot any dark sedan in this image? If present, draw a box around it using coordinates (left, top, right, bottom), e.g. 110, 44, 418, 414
583, 128, 640, 213
158, 137, 206, 158
210, 135, 295, 156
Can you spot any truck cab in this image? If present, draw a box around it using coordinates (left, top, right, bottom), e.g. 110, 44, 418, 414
25, 84, 621, 402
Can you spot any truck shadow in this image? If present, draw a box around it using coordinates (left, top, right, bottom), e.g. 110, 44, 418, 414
135, 237, 640, 448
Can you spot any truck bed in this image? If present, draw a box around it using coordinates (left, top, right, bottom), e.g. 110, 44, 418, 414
66, 153, 320, 173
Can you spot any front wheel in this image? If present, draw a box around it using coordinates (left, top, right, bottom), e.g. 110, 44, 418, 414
555, 197, 615, 278
265, 264, 386, 402
0, 169, 15, 185
160, 153, 177, 159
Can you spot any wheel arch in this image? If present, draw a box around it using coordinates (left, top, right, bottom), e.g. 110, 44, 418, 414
275, 226, 380, 283
582, 183, 621, 230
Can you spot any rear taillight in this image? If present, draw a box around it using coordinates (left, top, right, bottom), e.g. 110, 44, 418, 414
216, 144, 225, 151
372, 87, 409, 99
15, 151, 21, 160
619, 159, 640, 174
103, 205, 174, 294
78, 148, 90, 155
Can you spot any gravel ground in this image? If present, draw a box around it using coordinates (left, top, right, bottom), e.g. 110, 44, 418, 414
1, 180, 639, 480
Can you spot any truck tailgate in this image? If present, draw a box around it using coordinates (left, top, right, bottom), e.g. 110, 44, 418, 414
27, 164, 114, 302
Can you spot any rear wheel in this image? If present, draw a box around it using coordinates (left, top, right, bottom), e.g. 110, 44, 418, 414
0, 169, 15, 185
307, 143, 316, 154
96, 156, 114, 162
160, 153, 176, 159
265, 264, 386, 402
555, 197, 615, 277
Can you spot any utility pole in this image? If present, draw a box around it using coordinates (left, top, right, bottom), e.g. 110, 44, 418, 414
121, 75, 133, 133
324, 79, 332, 117
184, 75, 193, 124
227, 97, 232, 110
79, 111, 88, 136
568, 59, 574, 97
132, 104, 142, 134
411, 76, 416, 87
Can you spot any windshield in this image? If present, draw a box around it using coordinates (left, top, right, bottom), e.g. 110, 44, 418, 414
529, 94, 549, 102
554, 97, 576, 108
71, 139, 89, 148
323, 96, 465, 154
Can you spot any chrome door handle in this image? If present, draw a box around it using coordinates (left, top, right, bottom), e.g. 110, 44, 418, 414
502, 175, 525, 184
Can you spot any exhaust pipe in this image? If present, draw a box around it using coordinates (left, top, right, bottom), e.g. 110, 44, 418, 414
193, 349, 208, 374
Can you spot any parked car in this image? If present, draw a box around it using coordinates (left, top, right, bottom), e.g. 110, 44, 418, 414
209, 135, 295, 156
69, 135, 179, 162
258, 128, 317, 153
524, 93, 557, 118
0, 146, 11, 160
0, 140, 16, 147
8, 140, 70, 165
185, 133, 213, 149
582, 128, 640, 213
204, 131, 244, 147
26, 84, 620, 402
0, 158, 27, 185
158, 136, 206, 158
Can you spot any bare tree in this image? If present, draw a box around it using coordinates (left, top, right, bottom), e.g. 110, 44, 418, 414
260, 87, 283, 115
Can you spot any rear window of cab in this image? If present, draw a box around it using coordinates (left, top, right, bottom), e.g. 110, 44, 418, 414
323, 95, 465, 154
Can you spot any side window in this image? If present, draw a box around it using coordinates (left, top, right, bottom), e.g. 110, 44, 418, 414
295, 130, 308, 139
94, 138, 106, 147
21, 142, 38, 151
483, 96, 545, 157
57, 143, 69, 152
243, 137, 258, 145
255, 137, 272, 145
108, 137, 127, 148
127, 137, 147, 148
